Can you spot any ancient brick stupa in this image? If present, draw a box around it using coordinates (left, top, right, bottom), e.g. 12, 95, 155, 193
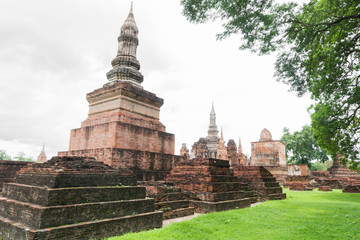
59, 4, 178, 181
0, 156, 162, 240
250, 128, 288, 184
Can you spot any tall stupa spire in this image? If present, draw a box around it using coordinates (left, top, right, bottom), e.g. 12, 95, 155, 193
206, 102, 219, 158
106, 2, 144, 86
36, 144, 47, 163
238, 137, 243, 154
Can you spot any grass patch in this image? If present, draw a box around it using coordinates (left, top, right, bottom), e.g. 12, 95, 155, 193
107, 189, 360, 240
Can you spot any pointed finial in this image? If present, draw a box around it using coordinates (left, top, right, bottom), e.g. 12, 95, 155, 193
238, 137, 243, 153
221, 127, 224, 139
130, 1, 133, 14
212, 101, 214, 111
41, 143, 45, 152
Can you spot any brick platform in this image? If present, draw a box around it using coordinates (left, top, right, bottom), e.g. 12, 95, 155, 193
0, 156, 162, 240
286, 176, 314, 191
59, 148, 181, 181
166, 158, 255, 213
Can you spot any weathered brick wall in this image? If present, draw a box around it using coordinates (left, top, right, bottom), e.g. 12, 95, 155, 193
69, 121, 174, 155
2, 184, 145, 206
250, 141, 286, 167
310, 170, 329, 178
0, 211, 162, 240
0, 196, 155, 229
86, 81, 164, 121
0, 160, 30, 191
59, 148, 181, 181
0, 160, 30, 178
81, 110, 166, 131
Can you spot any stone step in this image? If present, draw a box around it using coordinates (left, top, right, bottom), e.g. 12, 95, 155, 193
0, 196, 155, 229
0, 211, 162, 240
267, 193, 286, 200
196, 191, 247, 202
208, 159, 230, 167
211, 175, 238, 183
249, 196, 258, 203
162, 207, 195, 220
264, 182, 280, 187
137, 181, 175, 187
14, 173, 136, 188
154, 192, 187, 202
155, 200, 190, 211
266, 187, 283, 194
145, 185, 182, 195
262, 177, 277, 183
209, 168, 233, 176
2, 183, 146, 206
212, 182, 250, 192
251, 182, 279, 188
190, 198, 251, 213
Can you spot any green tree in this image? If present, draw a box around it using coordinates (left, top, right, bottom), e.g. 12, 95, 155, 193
181, 0, 360, 168
310, 160, 333, 171
281, 126, 329, 167
0, 150, 12, 160
14, 152, 35, 162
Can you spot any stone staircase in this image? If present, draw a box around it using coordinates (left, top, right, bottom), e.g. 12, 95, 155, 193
166, 158, 257, 213
233, 166, 286, 201
138, 181, 195, 220
0, 157, 162, 240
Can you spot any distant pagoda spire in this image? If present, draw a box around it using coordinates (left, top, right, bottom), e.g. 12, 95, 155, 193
238, 137, 243, 154
207, 102, 218, 136
216, 127, 228, 160
36, 144, 47, 163
106, 2, 144, 86
206, 102, 219, 158
237, 137, 247, 165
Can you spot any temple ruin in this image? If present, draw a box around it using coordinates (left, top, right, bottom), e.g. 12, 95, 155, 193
58, 4, 180, 181
311, 159, 360, 192
250, 128, 288, 184
0, 3, 293, 239
0, 156, 162, 240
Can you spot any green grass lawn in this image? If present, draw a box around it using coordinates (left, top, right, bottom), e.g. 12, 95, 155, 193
107, 189, 360, 240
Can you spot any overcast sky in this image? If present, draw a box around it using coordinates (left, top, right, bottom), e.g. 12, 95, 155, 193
0, 0, 313, 159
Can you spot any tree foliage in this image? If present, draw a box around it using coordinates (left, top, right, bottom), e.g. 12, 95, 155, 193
181, 0, 360, 169
0, 150, 35, 162
0, 150, 12, 160
281, 126, 328, 166
14, 152, 35, 162
310, 160, 333, 171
